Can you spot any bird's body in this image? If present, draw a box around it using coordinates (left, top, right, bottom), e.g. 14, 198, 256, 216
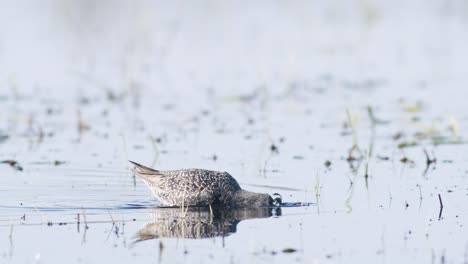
130, 161, 280, 208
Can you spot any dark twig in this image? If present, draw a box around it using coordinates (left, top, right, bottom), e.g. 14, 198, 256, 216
438, 193, 444, 220
438, 194, 443, 208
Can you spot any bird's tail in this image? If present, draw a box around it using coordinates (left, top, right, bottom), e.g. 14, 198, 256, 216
129, 160, 161, 176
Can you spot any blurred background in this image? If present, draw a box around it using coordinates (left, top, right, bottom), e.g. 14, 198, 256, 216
1, 0, 467, 151
1, 0, 467, 96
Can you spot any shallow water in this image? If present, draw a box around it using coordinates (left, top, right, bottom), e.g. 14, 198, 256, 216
1, 1, 468, 263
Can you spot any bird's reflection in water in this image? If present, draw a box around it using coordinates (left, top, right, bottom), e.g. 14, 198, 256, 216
135, 206, 281, 241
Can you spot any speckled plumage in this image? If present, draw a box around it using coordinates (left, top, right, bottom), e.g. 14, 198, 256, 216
129, 161, 280, 207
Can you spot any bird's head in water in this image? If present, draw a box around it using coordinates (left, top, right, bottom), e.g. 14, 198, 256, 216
231, 190, 272, 207
272, 193, 282, 207
232, 190, 283, 207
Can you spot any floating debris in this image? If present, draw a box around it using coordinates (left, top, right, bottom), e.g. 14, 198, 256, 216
392, 132, 404, 141
282, 248, 297, 253
54, 160, 66, 166
377, 155, 390, 161
0, 160, 23, 171
397, 142, 418, 149
270, 144, 279, 154
400, 157, 414, 164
